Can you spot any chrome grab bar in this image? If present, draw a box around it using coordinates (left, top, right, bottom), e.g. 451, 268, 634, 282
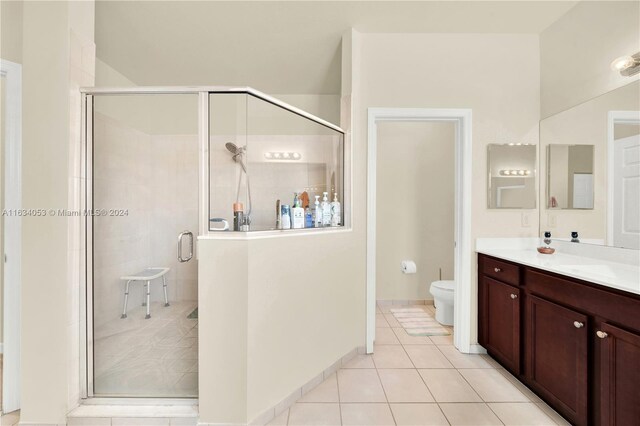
177, 231, 194, 263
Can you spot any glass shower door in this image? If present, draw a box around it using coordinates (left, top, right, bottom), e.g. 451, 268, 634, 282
90, 94, 199, 397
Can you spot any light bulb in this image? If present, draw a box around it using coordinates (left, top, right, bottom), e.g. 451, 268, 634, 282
292, 153, 301, 160
264, 152, 273, 159
518, 170, 525, 176
611, 55, 636, 71
273, 152, 281, 159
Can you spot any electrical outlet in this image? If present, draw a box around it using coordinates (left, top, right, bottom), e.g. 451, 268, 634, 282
521, 213, 531, 227
548, 214, 557, 228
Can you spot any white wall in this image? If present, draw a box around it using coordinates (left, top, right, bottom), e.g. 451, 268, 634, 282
0, 0, 23, 65
540, 1, 640, 118
20, 0, 95, 423
198, 231, 364, 424
356, 33, 541, 343
376, 121, 455, 301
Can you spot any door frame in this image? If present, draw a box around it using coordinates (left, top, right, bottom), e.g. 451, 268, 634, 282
606, 110, 640, 246
1, 58, 22, 413
366, 108, 473, 354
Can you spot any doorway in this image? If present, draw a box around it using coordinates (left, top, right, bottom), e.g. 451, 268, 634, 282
366, 108, 473, 354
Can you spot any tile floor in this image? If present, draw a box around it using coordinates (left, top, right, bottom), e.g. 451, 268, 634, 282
267, 303, 570, 426
93, 301, 198, 397
0, 410, 20, 426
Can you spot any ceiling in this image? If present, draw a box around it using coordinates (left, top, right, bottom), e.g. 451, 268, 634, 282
95, 1, 578, 94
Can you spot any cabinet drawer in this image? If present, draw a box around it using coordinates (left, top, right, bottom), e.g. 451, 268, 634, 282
480, 255, 520, 286
526, 269, 640, 333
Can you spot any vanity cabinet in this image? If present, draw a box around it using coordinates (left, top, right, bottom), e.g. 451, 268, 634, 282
526, 295, 588, 425
478, 253, 640, 426
479, 275, 521, 373
599, 323, 640, 425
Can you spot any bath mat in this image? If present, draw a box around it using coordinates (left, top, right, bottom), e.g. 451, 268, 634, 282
391, 308, 450, 336
187, 308, 198, 319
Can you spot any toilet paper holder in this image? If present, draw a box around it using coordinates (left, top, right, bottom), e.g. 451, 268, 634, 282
401, 260, 417, 274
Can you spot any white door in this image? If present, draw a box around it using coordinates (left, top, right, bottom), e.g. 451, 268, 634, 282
613, 135, 640, 249
572, 173, 594, 209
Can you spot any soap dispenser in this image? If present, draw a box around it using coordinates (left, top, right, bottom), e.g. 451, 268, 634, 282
330, 193, 341, 226
537, 231, 555, 254
321, 192, 331, 227
313, 195, 322, 228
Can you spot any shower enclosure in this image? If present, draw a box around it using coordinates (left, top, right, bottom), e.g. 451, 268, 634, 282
81, 87, 345, 399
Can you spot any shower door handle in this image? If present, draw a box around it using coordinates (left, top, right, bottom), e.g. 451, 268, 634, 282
177, 231, 194, 263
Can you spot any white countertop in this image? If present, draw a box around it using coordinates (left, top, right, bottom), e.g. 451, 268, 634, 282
477, 246, 640, 296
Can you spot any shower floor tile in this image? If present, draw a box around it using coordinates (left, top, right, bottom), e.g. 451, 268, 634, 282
93, 301, 198, 397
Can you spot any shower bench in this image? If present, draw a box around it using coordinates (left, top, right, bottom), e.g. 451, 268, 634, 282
120, 267, 170, 319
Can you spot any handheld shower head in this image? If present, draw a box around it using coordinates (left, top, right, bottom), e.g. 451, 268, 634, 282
225, 142, 242, 156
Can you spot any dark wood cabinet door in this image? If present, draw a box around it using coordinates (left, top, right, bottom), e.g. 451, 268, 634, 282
526, 295, 588, 426
599, 322, 640, 426
482, 277, 520, 373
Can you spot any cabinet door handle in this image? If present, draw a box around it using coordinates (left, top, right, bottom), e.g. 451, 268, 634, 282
494, 267, 502, 272
573, 321, 584, 328
510, 294, 518, 299
596, 330, 608, 339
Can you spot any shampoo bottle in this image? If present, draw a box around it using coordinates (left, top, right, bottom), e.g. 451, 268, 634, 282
233, 202, 244, 231
321, 192, 331, 227
281, 205, 291, 230
314, 195, 322, 228
292, 197, 305, 229
305, 207, 313, 228
330, 193, 341, 226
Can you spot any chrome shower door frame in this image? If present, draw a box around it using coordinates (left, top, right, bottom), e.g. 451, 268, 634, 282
79, 89, 210, 400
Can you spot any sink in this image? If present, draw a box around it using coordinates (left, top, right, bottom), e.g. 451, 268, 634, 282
554, 264, 619, 279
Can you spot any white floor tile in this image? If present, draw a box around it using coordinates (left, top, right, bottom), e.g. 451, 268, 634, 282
341, 403, 395, 426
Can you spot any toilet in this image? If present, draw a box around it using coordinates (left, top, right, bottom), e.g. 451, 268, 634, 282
429, 280, 455, 326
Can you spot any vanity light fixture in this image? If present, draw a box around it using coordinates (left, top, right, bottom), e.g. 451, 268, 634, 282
611, 53, 640, 76
264, 151, 301, 161
500, 169, 531, 176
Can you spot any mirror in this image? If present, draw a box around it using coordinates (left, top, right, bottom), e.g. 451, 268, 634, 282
539, 80, 640, 248
487, 144, 537, 209
546, 145, 594, 209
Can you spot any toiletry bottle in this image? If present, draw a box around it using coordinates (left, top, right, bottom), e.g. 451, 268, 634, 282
293, 192, 299, 210
292, 198, 305, 229
314, 195, 322, 228
543, 231, 552, 248
571, 231, 580, 243
330, 193, 341, 226
305, 207, 313, 228
233, 203, 244, 231
276, 199, 281, 230
321, 192, 331, 227
281, 205, 291, 230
